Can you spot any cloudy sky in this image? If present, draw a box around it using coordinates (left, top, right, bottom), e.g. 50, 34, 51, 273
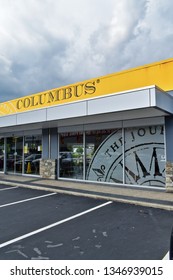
0, 0, 173, 102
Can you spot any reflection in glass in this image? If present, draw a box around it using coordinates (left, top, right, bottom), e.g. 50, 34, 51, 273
5, 135, 42, 175
86, 129, 123, 183
6, 137, 23, 174
59, 132, 83, 179
0, 138, 4, 172
24, 135, 42, 175
85, 130, 114, 177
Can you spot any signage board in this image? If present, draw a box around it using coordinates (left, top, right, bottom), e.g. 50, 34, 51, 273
0, 58, 173, 116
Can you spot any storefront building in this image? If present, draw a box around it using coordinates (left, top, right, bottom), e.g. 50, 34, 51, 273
1, 58, 173, 191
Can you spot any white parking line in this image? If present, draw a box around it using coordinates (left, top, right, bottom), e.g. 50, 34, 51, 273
0, 193, 56, 208
163, 251, 169, 260
0, 201, 112, 249
0, 186, 19, 192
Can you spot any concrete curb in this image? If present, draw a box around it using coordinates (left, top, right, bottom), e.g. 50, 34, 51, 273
1, 180, 173, 211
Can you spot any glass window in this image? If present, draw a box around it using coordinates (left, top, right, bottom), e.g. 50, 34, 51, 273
0, 138, 4, 172
24, 135, 42, 175
86, 129, 123, 183
59, 132, 83, 179
57, 125, 165, 188
124, 125, 165, 187
6, 136, 23, 174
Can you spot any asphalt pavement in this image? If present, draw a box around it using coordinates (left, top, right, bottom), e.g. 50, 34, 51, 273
0, 182, 173, 260
1, 174, 173, 210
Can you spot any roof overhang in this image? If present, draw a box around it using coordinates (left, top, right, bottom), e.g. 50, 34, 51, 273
0, 85, 172, 134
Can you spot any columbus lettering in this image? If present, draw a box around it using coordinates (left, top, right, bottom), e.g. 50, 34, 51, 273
16, 80, 100, 110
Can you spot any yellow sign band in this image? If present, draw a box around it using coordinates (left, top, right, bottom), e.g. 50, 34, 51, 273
0, 57, 173, 116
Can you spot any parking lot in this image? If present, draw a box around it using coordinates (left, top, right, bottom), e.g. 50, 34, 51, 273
0, 183, 173, 260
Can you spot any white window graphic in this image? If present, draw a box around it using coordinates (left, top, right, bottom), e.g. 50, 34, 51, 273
86, 126, 165, 187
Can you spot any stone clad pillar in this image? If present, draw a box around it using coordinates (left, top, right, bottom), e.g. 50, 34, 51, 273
40, 159, 57, 179
41, 127, 58, 179
166, 161, 173, 192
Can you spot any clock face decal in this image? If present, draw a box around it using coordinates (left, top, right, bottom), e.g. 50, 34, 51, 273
86, 126, 165, 187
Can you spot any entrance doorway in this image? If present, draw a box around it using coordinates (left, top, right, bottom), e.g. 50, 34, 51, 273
6, 137, 23, 174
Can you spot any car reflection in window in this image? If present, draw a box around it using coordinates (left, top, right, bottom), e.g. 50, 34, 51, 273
15, 154, 41, 174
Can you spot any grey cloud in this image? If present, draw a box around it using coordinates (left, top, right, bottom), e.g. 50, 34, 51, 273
0, 0, 173, 102
88, 0, 148, 74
